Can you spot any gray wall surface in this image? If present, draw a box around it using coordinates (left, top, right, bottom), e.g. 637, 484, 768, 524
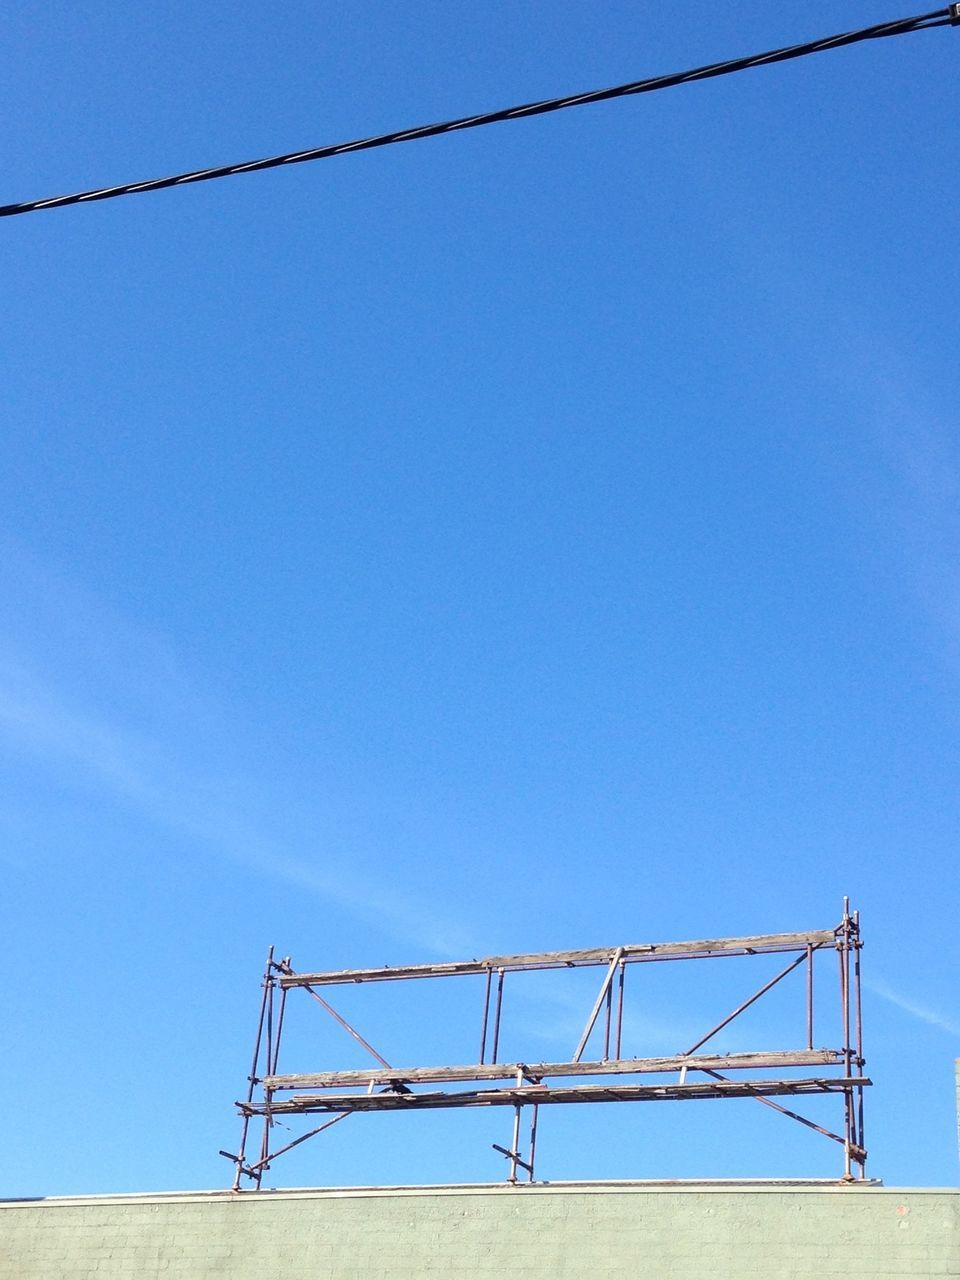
1, 1183, 957, 1279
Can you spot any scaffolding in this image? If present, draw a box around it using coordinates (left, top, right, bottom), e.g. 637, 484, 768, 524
222, 899, 868, 1189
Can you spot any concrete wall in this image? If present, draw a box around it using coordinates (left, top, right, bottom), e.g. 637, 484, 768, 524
1, 1183, 957, 1279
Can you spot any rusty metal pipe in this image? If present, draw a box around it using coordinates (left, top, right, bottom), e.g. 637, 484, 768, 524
491, 969, 505, 1063
682, 951, 808, 1057
232, 949, 274, 1191
479, 968, 492, 1065
615, 962, 625, 1059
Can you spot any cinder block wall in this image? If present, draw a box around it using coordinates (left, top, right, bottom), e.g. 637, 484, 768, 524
1, 1183, 957, 1279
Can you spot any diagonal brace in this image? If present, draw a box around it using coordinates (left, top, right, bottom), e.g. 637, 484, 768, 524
275, 961, 392, 1070
573, 947, 624, 1063
681, 950, 811, 1057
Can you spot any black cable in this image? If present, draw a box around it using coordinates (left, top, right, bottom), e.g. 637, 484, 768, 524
1, 7, 955, 219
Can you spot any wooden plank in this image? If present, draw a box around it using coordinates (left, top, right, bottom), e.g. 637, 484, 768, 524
242, 1076, 871, 1116
263, 1049, 844, 1091
278, 930, 836, 987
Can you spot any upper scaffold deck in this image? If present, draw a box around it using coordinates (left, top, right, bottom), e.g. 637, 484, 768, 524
277, 928, 838, 988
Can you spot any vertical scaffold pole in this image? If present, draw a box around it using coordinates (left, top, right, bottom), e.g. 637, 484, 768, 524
604, 980, 613, 1061
615, 960, 625, 1059
270, 961, 289, 1078
232, 947, 274, 1191
509, 1105, 522, 1183
527, 1104, 539, 1183
491, 968, 505, 1063
479, 967, 492, 1065
839, 898, 853, 1181
853, 910, 865, 1177
258, 959, 276, 1185
508, 1067, 523, 1184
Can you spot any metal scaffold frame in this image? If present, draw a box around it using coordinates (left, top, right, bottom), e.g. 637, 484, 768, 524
222, 899, 868, 1189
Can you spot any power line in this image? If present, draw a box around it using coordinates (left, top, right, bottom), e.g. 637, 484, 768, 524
2, 7, 956, 220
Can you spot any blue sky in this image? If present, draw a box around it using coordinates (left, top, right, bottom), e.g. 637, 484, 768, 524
2, 2, 958, 1194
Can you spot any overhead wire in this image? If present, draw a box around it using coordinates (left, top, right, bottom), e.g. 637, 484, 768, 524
1, 7, 956, 219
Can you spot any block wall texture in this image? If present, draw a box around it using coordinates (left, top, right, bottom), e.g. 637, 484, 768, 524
1, 1184, 957, 1279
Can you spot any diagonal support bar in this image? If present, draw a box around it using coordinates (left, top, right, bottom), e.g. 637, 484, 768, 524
698, 1066, 856, 1151
573, 947, 624, 1063
244, 1111, 353, 1175
681, 950, 810, 1057
296, 981, 392, 1069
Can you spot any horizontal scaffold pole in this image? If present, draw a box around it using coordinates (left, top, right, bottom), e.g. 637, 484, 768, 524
263, 1049, 845, 1091
241, 1076, 870, 1115
277, 929, 837, 987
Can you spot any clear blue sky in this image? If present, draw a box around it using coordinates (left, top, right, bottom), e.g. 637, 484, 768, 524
2, 2, 958, 1194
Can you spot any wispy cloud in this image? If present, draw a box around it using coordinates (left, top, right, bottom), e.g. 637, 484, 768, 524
726, 205, 960, 671
865, 977, 960, 1038
0, 544, 472, 958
